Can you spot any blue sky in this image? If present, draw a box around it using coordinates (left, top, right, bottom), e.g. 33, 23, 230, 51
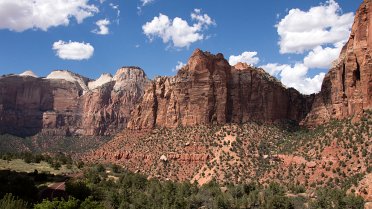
0, 0, 361, 94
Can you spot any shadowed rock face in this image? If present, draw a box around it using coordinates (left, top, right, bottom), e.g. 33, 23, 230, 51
0, 67, 149, 137
302, 0, 372, 126
128, 49, 313, 129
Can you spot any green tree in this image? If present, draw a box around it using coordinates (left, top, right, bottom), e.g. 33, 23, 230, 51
310, 188, 364, 209
34, 197, 103, 209
0, 170, 38, 202
65, 181, 91, 201
0, 193, 29, 209
79, 197, 104, 209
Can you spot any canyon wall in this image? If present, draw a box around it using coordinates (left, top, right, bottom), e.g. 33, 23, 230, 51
303, 0, 372, 126
0, 67, 149, 136
128, 50, 313, 129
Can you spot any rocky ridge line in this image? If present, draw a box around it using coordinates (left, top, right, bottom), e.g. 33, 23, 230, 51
128, 49, 313, 129
0, 67, 149, 136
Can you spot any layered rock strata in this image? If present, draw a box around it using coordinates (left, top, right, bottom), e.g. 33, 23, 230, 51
128, 50, 313, 129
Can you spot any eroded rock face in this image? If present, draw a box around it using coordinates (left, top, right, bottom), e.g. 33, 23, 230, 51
0, 76, 82, 136
82, 67, 149, 135
303, 0, 372, 126
0, 67, 149, 136
128, 49, 313, 129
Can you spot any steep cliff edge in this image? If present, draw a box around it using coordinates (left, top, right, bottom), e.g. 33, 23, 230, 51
128, 49, 313, 129
303, 0, 372, 126
0, 67, 149, 137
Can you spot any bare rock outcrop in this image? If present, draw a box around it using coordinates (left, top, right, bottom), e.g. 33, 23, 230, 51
303, 0, 372, 126
81, 67, 149, 135
128, 49, 313, 129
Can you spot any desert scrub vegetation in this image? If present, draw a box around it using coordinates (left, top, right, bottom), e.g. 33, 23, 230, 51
0, 134, 111, 155
0, 164, 365, 209
0, 152, 79, 173
85, 111, 371, 191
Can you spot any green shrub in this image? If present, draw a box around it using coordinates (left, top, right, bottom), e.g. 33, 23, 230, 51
0, 193, 29, 209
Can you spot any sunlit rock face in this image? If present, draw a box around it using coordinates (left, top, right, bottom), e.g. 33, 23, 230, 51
303, 0, 372, 126
128, 49, 313, 130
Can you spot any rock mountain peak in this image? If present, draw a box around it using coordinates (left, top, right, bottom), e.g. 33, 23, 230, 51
0, 0, 371, 136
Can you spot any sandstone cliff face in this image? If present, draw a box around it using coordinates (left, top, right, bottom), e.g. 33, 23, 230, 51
0, 76, 81, 136
82, 67, 149, 135
303, 0, 372, 126
0, 67, 149, 137
128, 49, 313, 129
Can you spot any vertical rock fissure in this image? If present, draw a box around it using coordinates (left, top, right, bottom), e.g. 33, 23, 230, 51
226, 70, 233, 123
152, 83, 158, 128
342, 62, 346, 93
209, 68, 216, 123
238, 72, 243, 123
355, 59, 361, 81
352, 58, 361, 88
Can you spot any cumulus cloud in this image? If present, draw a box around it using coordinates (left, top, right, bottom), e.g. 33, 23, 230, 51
303, 45, 342, 68
93, 19, 110, 35
276, 0, 354, 54
258, 0, 355, 94
142, 9, 215, 48
173, 61, 186, 72
0, 0, 98, 32
229, 51, 260, 66
191, 9, 216, 28
259, 63, 289, 76
52, 40, 94, 60
279, 64, 325, 95
260, 63, 325, 95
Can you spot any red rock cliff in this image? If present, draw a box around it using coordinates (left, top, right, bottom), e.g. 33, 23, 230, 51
303, 0, 372, 126
0, 67, 149, 136
128, 49, 313, 129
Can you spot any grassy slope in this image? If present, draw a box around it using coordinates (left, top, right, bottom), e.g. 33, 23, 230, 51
0, 159, 79, 175
0, 135, 111, 155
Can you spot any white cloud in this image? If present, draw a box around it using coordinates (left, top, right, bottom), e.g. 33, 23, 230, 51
259, 63, 289, 76
257, 0, 355, 94
52, 40, 94, 60
260, 63, 325, 95
141, 0, 154, 6
93, 19, 110, 35
280, 64, 325, 95
229, 51, 260, 66
276, 0, 354, 54
142, 10, 215, 48
303, 45, 342, 68
172, 61, 186, 72
109, 3, 120, 23
191, 8, 216, 29
0, 0, 98, 32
